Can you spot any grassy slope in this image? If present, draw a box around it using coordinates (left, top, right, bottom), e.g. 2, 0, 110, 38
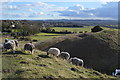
35, 29, 119, 75
27, 32, 64, 42
2, 27, 119, 79
2, 49, 114, 79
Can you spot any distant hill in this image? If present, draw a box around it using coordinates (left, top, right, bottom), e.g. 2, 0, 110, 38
35, 30, 120, 75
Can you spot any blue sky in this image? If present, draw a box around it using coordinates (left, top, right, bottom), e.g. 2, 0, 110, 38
1, 1, 118, 20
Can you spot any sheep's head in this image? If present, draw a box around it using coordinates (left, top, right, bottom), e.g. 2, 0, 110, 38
5, 39, 9, 42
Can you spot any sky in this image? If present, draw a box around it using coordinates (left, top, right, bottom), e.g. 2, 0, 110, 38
0, 0, 119, 20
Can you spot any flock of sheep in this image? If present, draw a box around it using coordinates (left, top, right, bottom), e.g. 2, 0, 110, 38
3, 39, 84, 67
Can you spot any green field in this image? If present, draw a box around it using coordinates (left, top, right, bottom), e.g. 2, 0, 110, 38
26, 26, 119, 42
52, 26, 118, 33
52, 26, 93, 32
27, 32, 64, 42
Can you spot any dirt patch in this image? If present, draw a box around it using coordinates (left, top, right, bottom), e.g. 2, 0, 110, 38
3, 69, 14, 73
20, 61, 29, 64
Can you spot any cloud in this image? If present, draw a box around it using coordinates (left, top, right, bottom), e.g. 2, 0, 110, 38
57, 2, 118, 19
1, 1, 118, 20
68, 4, 84, 10
58, 4, 95, 18
91, 2, 118, 19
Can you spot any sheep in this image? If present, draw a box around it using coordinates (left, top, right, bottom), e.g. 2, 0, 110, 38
4, 39, 18, 47
24, 42, 35, 54
47, 48, 60, 57
58, 52, 70, 60
69, 57, 84, 67
3, 40, 16, 53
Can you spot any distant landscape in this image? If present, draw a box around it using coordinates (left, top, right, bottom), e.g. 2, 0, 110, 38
1, 0, 119, 79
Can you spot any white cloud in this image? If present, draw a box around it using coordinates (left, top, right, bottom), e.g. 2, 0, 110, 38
8, 5, 17, 9
34, 1, 52, 7
68, 4, 84, 11
1, 1, 118, 20
58, 2, 118, 19
34, 12, 44, 15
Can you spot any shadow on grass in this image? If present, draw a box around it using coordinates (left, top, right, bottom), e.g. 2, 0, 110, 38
38, 54, 51, 58
2, 51, 28, 55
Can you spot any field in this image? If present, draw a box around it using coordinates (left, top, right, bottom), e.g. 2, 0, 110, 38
52, 26, 118, 33
52, 26, 94, 32
26, 26, 118, 42
1, 22, 119, 79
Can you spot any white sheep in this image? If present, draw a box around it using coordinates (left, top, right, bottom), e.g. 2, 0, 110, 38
69, 57, 84, 67
24, 42, 35, 54
47, 48, 60, 57
58, 52, 70, 60
3, 39, 16, 53
4, 39, 19, 47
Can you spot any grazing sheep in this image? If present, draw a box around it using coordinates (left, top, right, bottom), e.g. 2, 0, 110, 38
69, 57, 84, 67
3, 40, 16, 53
58, 52, 70, 60
24, 42, 35, 54
47, 48, 60, 57
4, 39, 18, 47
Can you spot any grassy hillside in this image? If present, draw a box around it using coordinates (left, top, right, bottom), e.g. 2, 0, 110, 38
35, 30, 119, 75
26, 32, 64, 41
2, 49, 114, 79
1, 28, 119, 79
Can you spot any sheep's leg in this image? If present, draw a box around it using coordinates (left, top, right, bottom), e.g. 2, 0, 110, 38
47, 52, 49, 55
12, 48, 15, 53
12, 45, 16, 53
31, 49, 34, 54
81, 62, 84, 67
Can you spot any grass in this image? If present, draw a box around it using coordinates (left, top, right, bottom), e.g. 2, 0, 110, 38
1, 28, 119, 79
27, 26, 118, 42
27, 32, 65, 42
52, 26, 94, 33
35, 32, 63, 36
52, 26, 119, 33
2, 48, 114, 78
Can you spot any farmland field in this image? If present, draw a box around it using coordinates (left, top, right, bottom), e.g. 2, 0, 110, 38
52, 26, 118, 32
27, 26, 119, 42
52, 26, 93, 32
27, 32, 65, 42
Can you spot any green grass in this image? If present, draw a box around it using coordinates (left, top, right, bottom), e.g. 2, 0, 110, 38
52, 26, 119, 33
27, 32, 65, 42
52, 26, 93, 33
2, 48, 114, 78
35, 32, 63, 36
2, 28, 118, 78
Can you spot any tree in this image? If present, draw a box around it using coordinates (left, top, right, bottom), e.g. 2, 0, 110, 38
91, 25, 103, 32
